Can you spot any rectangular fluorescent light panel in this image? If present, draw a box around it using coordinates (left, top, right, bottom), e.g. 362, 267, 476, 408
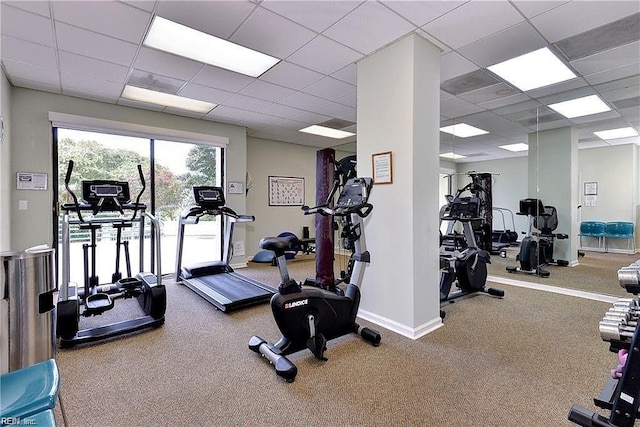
440, 123, 489, 138
488, 47, 576, 91
122, 85, 216, 113
499, 143, 529, 152
299, 125, 355, 139
440, 152, 467, 160
144, 16, 280, 78
594, 127, 639, 140
548, 95, 611, 118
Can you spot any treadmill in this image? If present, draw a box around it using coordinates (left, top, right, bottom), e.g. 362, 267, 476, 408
175, 186, 275, 312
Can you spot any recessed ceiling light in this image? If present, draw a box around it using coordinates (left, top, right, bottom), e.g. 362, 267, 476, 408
299, 125, 355, 139
594, 127, 639, 140
122, 85, 216, 113
440, 123, 489, 138
144, 16, 280, 78
499, 143, 529, 152
440, 152, 467, 160
488, 47, 576, 91
547, 95, 611, 118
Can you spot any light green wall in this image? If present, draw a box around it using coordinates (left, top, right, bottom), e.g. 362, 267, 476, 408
10, 88, 248, 256
1, 69, 11, 252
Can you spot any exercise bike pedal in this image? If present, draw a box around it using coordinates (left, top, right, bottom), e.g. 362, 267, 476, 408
83, 293, 114, 315
307, 333, 328, 361
487, 288, 505, 298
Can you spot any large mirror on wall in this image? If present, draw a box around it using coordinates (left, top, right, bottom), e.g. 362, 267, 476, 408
440, 103, 637, 300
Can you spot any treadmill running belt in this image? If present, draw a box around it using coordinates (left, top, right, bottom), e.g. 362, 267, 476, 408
184, 273, 275, 312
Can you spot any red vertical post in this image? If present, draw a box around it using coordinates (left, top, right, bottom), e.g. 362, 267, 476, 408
315, 148, 335, 288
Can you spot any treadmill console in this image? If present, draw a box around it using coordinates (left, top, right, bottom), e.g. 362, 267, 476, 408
336, 177, 372, 208
193, 186, 225, 209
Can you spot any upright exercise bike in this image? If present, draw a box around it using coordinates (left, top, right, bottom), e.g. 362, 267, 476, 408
249, 177, 381, 382
506, 198, 569, 278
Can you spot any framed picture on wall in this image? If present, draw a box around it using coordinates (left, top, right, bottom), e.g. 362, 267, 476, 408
584, 182, 597, 195
268, 176, 305, 206
372, 151, 393, 184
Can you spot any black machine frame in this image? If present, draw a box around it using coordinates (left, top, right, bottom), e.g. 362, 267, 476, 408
56, 160, 166, 347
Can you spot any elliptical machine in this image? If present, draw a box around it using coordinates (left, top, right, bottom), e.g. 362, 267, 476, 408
248, 177, 381, 382
439, 194, 504, 313
506, 198, 569, 278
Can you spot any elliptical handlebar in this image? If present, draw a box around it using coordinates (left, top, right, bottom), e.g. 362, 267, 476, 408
64, 160, 85, 223
301, 201, 373, 218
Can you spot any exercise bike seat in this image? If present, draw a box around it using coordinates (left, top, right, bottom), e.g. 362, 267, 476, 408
259, 235, 299, 257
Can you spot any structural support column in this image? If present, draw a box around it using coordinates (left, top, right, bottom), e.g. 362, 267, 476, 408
356, 34, 442, 339
528, 126, 579, 265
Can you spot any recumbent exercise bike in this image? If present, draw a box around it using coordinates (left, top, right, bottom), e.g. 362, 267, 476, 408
506, 198, 568, 278
249, 177, 381, 382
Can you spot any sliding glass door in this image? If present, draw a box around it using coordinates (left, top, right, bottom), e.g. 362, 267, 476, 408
55, 129, 223, 282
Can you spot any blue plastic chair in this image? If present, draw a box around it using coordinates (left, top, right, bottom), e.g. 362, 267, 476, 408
605, 222, 635, 253
579, 221, 607, 252
0, 359, 60, 421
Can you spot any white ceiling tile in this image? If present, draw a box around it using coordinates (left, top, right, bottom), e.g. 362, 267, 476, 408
52, 1, 150, 44
511, 1, 570, 19
569, 110, 621, 125
280, 92, 329, 111
231, 7, 317, 59
414, 28, 451, 54
479, 93, 531, 110
3, 1, 50, 17
63, 88, 119, 104
161, 107, 206, 119
593, 75, 640, 93
224, 94, 273, 113
61, 71, 124, 97
287, 35, 363, 75
1, 36, 57, 68
457, 22, 547, 68
260, 0, 361, 33
536, 86, 596, 105
1, 5, 54, 46
261, 103, 308, 120
571, 41, 640, 77
441, 96, 485, 118
606, 135, 640, 146
302, 77, 356, 101
335, 91, 357, 108
59, 51, 129, 83
579, 140, 610, 149
260, 61, 323, 90
525, 77, 589, 99
240, 80, 296, 102
155, 1, 256, 39
422, 1, 523, 50
10, 77, 60, 94
315, 101, 356, 121
2, 59, 60, 87
56, 22, 138, 66
134, 47, 203, 81
331, 64, 357, 85
192, 65, 254, 92
178, 83, 234, 105
584, 63, 640, 86
598, 84, 640, 103
323, 1, 416, 55
206, 105, 252, 122
382, 0, 466, 27
440, 52, 478, 82
120, 1, 156, 13
531, 1, 640, 43
291, 111, 333, 125
458, 83, 519, 105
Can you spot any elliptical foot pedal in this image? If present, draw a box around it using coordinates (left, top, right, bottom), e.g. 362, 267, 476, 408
487, 288, 504, 297
506, 266, 517, 273
118, 277, 141, 290
84, 293, 113, 315
307, 333, 328, 361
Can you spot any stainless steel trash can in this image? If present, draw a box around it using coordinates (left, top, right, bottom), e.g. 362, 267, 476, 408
1, 247, 57, 371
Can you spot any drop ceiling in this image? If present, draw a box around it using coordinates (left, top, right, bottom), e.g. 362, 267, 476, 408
1, 0, 639, 162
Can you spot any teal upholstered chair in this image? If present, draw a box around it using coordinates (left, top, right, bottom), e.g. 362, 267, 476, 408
579, 221, 607, 252
605, 222, 635, 253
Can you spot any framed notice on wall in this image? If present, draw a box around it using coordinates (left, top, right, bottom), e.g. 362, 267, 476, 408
372, 151, 393, 184
269, 176, 305, 206
584, 181, 598, 195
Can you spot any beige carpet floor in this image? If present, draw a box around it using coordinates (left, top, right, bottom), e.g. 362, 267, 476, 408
53, 251, 636, 426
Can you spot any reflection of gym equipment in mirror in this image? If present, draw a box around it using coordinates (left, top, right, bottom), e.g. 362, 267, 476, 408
506, 198, 569, 278
439, 192, 504, 317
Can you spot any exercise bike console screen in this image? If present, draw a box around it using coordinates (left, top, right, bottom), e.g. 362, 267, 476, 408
193, 186, 225, 209
336, 178, 371, 208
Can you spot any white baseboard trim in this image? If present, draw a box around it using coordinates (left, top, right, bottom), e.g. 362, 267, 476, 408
357, 308, 443, 340
487, 275, 618, 304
